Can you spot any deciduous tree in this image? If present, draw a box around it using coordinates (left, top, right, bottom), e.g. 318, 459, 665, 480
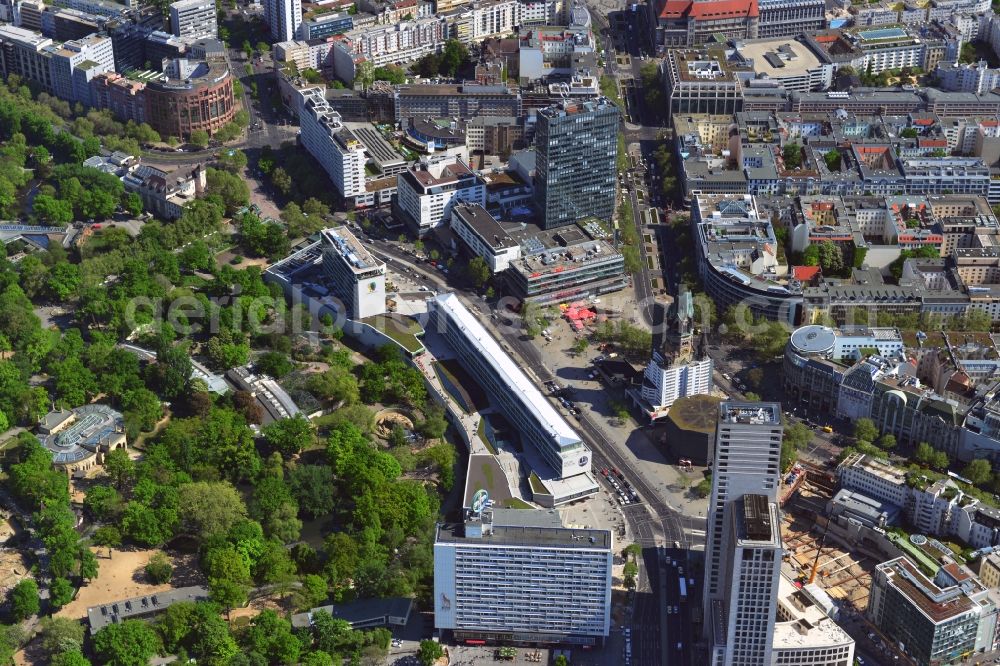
9, 579, 39, 620
177, 481, 248, 539
854, 418, 879, 444
93, 620, 161, 666
963, 459, 993, 486
264, 415, 314, 458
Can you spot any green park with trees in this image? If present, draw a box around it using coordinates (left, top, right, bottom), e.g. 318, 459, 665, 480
0, 69, 458, 666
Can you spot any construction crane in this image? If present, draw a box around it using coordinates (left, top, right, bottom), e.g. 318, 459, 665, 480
808, 525, 830, 585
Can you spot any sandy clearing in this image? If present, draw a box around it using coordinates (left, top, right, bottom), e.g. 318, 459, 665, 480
56, 548, 200, 621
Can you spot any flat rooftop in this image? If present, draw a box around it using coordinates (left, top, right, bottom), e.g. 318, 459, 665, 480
395, 83, 516, 97
831, 488, 901, 520
719, 402, 782, 425
847, 453, 907, 485
737, 38, 824, 78
740, 494, 777, 542
0, 24, 53, 48
669, 47, 749, 83
537, 98, 615, 120
452, 203, 516, 249
432, 293, 582, 451
511, 223, 620, 275
348, 124, 405, 166
436, 512, 612, 550
773, 575, 854, 651
320, 226, 381, 273
878, 557, 976, 624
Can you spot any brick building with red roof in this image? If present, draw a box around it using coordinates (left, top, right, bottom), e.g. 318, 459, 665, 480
654, 0, 759, 47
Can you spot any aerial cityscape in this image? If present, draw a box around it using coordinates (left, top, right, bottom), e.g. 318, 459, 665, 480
9, 0, 1000, 661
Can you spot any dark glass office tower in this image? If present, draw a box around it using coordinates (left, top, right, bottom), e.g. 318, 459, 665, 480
534, 98, 618, 229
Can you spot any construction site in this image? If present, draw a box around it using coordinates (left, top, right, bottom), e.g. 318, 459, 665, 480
779, 463, 876, 616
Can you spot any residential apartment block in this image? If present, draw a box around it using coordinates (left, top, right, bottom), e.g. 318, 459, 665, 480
692, 194, 801, 323
868, 557, 999, 666
299, 87, 367, 200
449, 203, 521, 273
47, 32, 114, 107
393, 83, 522, 121
332, 16, 446, 82
837, 452, 1000, 549
169, 0, 217, 40
264, 0, 302, 42
396, 155, 485, 236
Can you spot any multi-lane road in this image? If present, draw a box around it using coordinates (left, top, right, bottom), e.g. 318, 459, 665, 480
364, 231, 696, 666
141, 46, 295, 167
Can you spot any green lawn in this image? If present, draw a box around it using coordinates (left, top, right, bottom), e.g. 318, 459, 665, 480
502, 498, 534, 509
360, 314, 424, 355
529, 471, 546, 495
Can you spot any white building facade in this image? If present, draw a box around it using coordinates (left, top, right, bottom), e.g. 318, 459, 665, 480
396, 155, 486, 235
46, 33, 114, 106
169, 0, 218, 41
449, 203, 521, 272
299, 87, 367, 200
264, 0, 302, 43
319, 226, 386, 320
433, 508, 612, 646
640, 354, 713, 412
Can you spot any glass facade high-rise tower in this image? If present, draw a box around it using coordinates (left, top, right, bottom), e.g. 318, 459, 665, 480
533, 98, 618, 229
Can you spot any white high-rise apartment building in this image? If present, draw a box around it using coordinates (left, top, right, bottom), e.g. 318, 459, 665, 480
264, 0, 301, 43
298, 87, 366, 200
434, 507, 612, 646
47, 33, 114, 106
169, 0, 218, 40
396, 155, 485, 236
703, 402, 784, 666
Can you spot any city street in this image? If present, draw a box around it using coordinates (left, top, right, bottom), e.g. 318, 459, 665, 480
366, 233, 698, 666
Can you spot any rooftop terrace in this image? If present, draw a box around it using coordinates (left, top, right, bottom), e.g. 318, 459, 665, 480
321, 226, 380, 272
